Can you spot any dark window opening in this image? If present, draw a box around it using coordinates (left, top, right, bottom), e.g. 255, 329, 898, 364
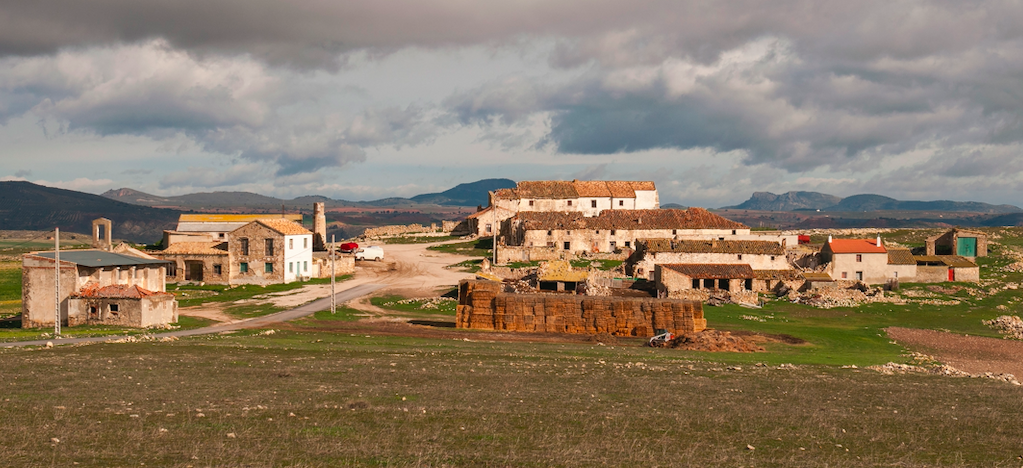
732, 230, 737, 235
692, 278, 700, 289
718, 279, 730, 291
528, 200, 534, 206
213, 264, 222, 275
265, 239, 274, 256
109, 304, 119, 312
703, 278, 715, 289
619, 200, 624, 206
856, 254, 862, 262
240, 238, 249, 256
265, 262, 274, 273
745, 279, 753, 290
625, 241, 631, 248
563, 242, 571, 250
567, 200, 572, 206
591, 200, 597, 208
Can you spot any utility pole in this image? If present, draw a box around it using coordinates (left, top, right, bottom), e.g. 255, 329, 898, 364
492, 209, 497, 265
54, 228, 60, 337
330, 235, 336, 314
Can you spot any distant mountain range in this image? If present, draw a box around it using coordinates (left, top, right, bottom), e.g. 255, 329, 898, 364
726, 191, 1021, 214
101, 178, 517, 210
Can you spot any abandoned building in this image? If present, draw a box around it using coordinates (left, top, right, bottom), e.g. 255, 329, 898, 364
467, 180, 659, 236
153, 218, 322, 286
925, 229, 987, 258
627, 238, 790, 280
821, 236, 979, 284
498, 208, 752, 262
655, 263, 756, 295
21, 250, 175, 329
456, 279, 705, 337
913, 255, 980, 282
169, 213, 304, 243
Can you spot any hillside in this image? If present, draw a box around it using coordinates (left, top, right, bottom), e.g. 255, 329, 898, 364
410, 178, 516, 206
726, 191, 1020, 214
0, 182, 180, 242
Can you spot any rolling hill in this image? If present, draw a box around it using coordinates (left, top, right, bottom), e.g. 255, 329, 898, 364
727, 191, 1021, 214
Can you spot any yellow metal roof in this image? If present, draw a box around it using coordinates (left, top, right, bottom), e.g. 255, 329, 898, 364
179, 214, 302, 222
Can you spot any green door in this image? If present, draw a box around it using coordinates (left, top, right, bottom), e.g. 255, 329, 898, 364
957, 237, 977, 257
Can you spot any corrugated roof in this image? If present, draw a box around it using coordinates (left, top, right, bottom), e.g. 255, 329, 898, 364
31, 250, 169, 268
160, 242, 228, 256
71, 283, 172, 299
753, 269, 803, 280
512, 208, 747, 231
253, 219, 312, 236
887, 248, 916, 265
179, 214, 302, 222
642, 239, 784, 255
827, 239, 887, 254
661, 263, 754, 279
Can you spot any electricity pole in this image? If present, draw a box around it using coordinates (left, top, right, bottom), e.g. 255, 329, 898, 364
330, 235, 336, 314
54, 228, 60, 337
492, 209, 497, 265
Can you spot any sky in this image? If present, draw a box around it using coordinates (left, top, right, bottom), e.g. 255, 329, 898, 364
1, 0, 1022, 208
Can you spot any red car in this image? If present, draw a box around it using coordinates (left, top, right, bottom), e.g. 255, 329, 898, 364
339, 242, 359, 253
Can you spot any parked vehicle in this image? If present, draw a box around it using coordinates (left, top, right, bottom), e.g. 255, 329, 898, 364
339, 242, 359, 253
355, 246, 384, 261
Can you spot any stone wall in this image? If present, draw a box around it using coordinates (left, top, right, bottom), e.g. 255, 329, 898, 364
363, 224, 437, 238
456, 280, 705, 336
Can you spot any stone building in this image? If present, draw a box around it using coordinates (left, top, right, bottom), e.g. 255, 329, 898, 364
500, 208, 751, 262
655, 264, 755, 295
172, 213, 304, 243
21, 250, 174, 328
925, 229, 987, 258
627, 238, 789, 280
820, 237, 889, 283
913, 255, 980, 282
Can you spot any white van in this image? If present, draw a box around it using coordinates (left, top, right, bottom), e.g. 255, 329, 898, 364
355, 245, 384, 261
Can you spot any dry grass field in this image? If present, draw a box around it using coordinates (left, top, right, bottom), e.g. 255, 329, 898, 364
2, 330, 1022, 467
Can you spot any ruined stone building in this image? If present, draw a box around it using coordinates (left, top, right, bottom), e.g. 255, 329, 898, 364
468, 180, 659, 236
498, 208, 750, 262
627, 238, 790, 280
168, 213, 304, 243
21, 250, 175, 329
925, 229, 987, 258
153, 218, 324, 286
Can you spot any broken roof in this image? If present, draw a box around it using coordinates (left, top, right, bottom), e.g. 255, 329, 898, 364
642, 239, 784, 255
802, 272, 834, 281
31, 250, 170, 268
887, 248, 916, 265
71, 283, 172, 299
512, 208, 747, 231
826, 239, 887, 254
660, 263, 755, 279
753, 269, 803, 280
538, 260, 589, 282
914, 255, 978, 268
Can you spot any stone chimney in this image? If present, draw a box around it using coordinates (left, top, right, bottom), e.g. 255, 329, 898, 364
92, 218, 112, 251
313, 202, 327, 251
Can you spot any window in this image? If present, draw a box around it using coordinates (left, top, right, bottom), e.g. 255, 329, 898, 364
737, 254, 743, 260
856, 271, 863, 281
856, 254, 862, 262
591, 200, 597, 208
289, 238, 294, 249
595, 230, 599, 234
841, 272, 847, 279
610, 241, 616, 249
692, 279, 700, 289
240, 262, 249, 273
610, 230, 616, 236
265, 262, 274, 273
546, 242, 555, 247
166, 263, 177, 277
303, 238, 308, 249
732, 230, 736, 235
567, 200, 572, 206
289, 262, 294, 273
213, 264, 222, 275
485, 223, 492, 233
563, 241, 571, 250
218, 233, 225, 239
265, 239, 274, 256
109, 304, 119, 312
547, 230, 552, 236
240, 238, 249, 256
304, 261, 308, 272
625, 241, 631, 248
619, 200, 624, 206
528, 200, 534, 206
770, 256, 776, 261
672, 229, 677, 235
566, 231, 571, 235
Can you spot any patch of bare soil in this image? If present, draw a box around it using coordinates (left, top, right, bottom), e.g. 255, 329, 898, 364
652, 330, 766, 352
887, 327, 1023, 378
179, 306, 233, 323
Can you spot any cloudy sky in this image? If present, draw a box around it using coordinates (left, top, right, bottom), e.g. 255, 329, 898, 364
1, 0, 1022, 207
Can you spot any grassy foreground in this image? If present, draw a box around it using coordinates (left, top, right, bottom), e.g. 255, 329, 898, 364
1, 331, 1021, 467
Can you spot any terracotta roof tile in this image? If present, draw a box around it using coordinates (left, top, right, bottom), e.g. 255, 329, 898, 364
605, 181, 636, 198
510, 208, 747, 231
630, 181, 656, 191
491, 180, 656, 200
827, 239, 886, 254
255, 218, 312, 236
72, 283, 172, 299
660, 263, 755, 279
641, 238, 784, 255
573, 180, 612, 197
160, 242, 228, 255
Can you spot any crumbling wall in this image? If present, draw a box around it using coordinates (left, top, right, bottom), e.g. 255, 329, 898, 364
363, 224, 436, 238
456, 280, 705, 336
497, 245, 562, 263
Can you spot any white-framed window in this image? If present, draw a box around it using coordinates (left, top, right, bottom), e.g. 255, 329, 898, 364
289, 238, 294, 249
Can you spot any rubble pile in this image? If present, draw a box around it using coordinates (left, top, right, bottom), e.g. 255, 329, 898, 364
790, 286, 899, 309
869, 360, 1020, 385
653, 330, 765, 353
983, 315, 1023, 340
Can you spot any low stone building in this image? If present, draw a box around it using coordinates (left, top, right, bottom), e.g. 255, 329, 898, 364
926, 229, 987, 258
21, 250, 173, 328
173, 213, 304, 243
627, 238, 789, 280
914, 255, 980, 282
501, 208, 751, 262
655, 264, 755, 296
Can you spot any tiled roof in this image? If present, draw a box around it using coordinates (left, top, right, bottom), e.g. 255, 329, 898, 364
492, 180, 656, 200
512, 208, 747, 231
753, 269, 802, 280
660, 263, 754, 279
827, 239, 887, 254
72, 283, 172, 299
160, 242, 228, 256
887, 248, 916, 265
802, 272, 834, 281
179, 214, 302, 222
254, 218, 312, 236
642, 239, 784, 255
914, 255, 978, 268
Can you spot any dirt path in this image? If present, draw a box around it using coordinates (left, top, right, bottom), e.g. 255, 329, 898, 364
887, 327, 1023, 377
